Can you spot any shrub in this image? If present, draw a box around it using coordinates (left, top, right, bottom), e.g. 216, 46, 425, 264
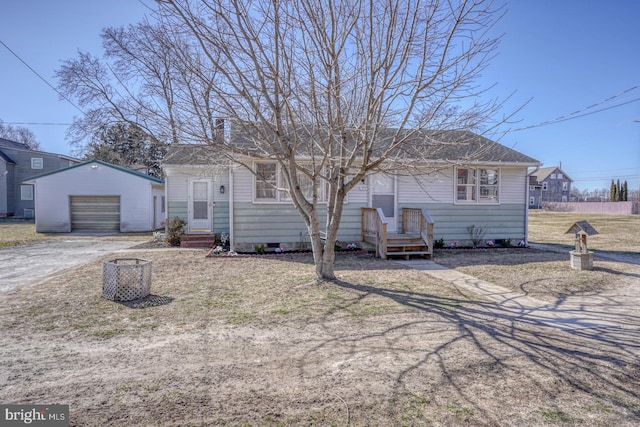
467, 224, 487, 248
500, 238, 512, 248
164, 217, 187, 246
434, 238, 445, 249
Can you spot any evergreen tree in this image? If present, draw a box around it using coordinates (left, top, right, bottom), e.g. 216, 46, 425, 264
610, 179, 617, 201
85, 123, 167, 177
617, 179, 622, 202
622, 180, 629, 201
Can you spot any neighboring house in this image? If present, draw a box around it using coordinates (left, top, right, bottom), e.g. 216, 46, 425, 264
528, 166, 573, 208
23, 160, 165, 233
163, 128, 541, 254
0, 137, 80, 218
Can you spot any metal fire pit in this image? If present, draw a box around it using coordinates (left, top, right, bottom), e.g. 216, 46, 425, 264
103, 258, 152, 301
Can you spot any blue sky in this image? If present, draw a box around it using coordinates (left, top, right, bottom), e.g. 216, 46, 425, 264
1, 1, 638, 192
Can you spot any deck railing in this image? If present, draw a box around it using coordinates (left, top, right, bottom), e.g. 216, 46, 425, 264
361, 207, 388, 259
401, 208, 434, 256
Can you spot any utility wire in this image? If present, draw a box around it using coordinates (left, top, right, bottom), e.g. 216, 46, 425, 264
509, 84, 640, 131
0, 39, 86, 115
2, 122, 73, 126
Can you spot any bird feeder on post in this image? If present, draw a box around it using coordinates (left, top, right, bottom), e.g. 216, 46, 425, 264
565, 221, 598, 270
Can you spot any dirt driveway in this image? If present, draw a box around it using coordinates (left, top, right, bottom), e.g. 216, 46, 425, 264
0, 239, 147, 293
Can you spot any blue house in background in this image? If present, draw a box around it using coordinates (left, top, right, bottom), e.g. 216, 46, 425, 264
528, 166, 573, 209
0, 138, 80, 218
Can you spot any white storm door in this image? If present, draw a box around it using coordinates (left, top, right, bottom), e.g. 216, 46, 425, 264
188, 179, 213, 233
371, 173, 397, 232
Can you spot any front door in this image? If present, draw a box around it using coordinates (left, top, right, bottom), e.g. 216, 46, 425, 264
188, 179, 213, 233
371, 173, 396, 232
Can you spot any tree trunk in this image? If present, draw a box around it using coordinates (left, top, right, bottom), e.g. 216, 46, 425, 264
321, 240, 336, 280
308, 225, 336, 281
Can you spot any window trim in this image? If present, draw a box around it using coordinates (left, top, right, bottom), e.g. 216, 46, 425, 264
21, 184, 34, 200
31, 158, 43, 169
454, 167, 500, 204
254, 161, 278, 201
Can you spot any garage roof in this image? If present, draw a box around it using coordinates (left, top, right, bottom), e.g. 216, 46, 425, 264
22, 159, 164, 184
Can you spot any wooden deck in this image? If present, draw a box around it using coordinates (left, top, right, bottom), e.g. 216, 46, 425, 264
362, 208, 434, 260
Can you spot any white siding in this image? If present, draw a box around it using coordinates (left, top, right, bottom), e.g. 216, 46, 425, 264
500, 167, 527, 204
233, 166, 253, 202
232, 165, 368, 204
398, 170, 454, 204
347, 179, 368, 203
164, 167, 189, 203
397, 166, 527, 205
165, 165, 229, 204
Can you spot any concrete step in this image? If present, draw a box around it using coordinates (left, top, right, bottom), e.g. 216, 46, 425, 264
180, 235, 217, 248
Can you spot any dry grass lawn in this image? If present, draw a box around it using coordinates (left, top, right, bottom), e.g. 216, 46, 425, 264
0, 218, 151, 247
0, 213, 639, 426
434, 211, 640, 301
527, 210, 640, 253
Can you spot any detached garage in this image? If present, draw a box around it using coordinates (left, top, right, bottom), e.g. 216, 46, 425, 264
23, 160, 165, 233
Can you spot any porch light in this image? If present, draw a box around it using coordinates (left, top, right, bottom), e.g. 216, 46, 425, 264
220, 185, 225, 194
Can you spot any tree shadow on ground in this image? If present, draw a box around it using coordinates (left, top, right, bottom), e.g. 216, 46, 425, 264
315, 278, 640, 423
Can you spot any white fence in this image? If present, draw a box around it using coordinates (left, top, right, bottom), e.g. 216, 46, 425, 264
543, 201, 639, 214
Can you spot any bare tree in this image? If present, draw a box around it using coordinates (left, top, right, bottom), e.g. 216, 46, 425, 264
58, 0, 504, 280
56, 21, 186, 151
0, 119, 41, 150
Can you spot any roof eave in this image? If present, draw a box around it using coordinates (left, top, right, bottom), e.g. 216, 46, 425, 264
417, 159, 542, 167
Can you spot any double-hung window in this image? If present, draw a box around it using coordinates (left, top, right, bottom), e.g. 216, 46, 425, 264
21, 184, 34, 200
456, 168, 476, 201
456, 167, 500, 203
255, 162, 277, 200
254, 161, 327, 203
479, 169, 499, 202
280, 171, 319, 202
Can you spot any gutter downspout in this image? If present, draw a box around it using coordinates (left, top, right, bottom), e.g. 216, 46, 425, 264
525, 165, 540, 245
229, 166, 235, 252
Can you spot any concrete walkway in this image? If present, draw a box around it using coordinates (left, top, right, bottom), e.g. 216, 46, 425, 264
394, 259, 637, 332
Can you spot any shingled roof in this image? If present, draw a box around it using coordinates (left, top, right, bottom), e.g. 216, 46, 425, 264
529, 166, 573, 183
163, 128, 540, 166
0, 137, 30, 150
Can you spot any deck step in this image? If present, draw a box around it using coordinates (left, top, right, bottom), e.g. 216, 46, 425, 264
387, 250, 432, 255
386, 250, 432, 259
387, 242, 427, 247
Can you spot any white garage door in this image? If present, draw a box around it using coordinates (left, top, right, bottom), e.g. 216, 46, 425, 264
70, 196, 121, 231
